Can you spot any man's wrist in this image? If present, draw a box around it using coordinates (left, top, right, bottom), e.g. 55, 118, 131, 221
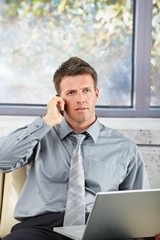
42, 116, 56, 127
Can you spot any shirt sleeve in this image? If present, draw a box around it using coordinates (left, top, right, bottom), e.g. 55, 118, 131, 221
119, 144, 150, 190
0, 117, 52, 172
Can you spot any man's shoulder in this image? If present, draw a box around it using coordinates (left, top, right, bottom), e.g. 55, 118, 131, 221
99, 122, 135, 146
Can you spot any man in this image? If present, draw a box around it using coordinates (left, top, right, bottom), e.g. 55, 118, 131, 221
0, 57, 151, 240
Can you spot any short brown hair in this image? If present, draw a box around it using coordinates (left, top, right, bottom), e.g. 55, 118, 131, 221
53, 57, 98, 94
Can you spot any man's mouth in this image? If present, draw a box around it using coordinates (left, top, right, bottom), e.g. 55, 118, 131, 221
75, 107, 87, 112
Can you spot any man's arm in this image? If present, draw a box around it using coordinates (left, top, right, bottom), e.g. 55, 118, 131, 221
0, 96, 65, 172
0, 117, 52, 172
119, 144, 150, 190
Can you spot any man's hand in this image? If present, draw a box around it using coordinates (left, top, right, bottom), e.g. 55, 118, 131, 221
43, 96, 65, 127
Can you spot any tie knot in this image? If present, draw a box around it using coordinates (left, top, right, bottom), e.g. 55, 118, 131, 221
75, 134, 85, 145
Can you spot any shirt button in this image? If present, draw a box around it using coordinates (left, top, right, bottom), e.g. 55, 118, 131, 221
17, 138, 20, 141
36, 124, 39, 128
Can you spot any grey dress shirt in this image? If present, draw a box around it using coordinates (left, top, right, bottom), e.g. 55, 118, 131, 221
0, 117, 150, 219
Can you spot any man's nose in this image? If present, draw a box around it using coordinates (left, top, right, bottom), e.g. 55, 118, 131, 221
76, 92, 85, 102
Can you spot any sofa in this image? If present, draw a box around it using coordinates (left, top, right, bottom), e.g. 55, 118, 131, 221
0, 167, 26, 239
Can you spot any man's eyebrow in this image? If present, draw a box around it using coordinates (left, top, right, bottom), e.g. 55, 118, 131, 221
64, 87, 92, 93
65, 89, 76, 93
81, 87, 92, 91
64, 89, 77, 95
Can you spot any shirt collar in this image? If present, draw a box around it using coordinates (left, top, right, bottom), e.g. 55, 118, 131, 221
60, 119, 73, 140
60, 118, 101, 143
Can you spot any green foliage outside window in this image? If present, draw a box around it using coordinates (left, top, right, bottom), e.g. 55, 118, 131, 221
151, 0, 160, 106
0, 0, 133, 105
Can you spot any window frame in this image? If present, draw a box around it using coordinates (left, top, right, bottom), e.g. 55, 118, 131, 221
0, 0, 159, 117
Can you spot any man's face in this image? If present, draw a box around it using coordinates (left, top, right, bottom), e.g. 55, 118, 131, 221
60, 74, 99, 130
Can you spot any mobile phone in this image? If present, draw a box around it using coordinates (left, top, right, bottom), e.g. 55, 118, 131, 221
56, 94, 64, 116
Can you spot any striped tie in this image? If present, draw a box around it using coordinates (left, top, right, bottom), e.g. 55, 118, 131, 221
63, 134, 85, 226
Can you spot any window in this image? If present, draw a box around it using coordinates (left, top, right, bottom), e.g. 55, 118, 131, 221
0, 0, 159, 117
150, 0, 160, 107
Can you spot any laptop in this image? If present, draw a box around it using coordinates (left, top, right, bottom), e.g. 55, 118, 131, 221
54, 189, 160, 240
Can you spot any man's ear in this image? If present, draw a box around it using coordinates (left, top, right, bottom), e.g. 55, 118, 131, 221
95, 88, 99, 99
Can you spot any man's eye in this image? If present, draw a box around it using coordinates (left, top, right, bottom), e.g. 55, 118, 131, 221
67, 91, 75, 96
84, 88, 91, 93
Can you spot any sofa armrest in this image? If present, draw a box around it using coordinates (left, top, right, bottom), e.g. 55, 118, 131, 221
0, 167, 26, 238
0, 172, 4, 217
